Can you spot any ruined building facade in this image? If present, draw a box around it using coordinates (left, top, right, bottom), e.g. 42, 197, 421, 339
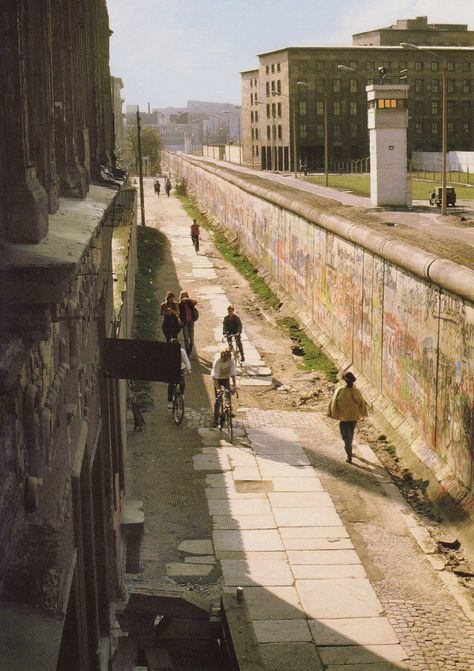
0, 2, 135, 669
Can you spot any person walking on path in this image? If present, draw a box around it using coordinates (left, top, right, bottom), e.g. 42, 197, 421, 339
211, 349, 237, 426
223, 305, 245, 361
165, 177, 172, 197
190, 219, 200, 253
178, 290, 198, 356
328, 371, 367, 463
160, 291, 181, 342
167, 338, 191, 409
154, 179, 161, 195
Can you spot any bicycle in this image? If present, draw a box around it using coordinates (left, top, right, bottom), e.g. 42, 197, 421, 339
215, 387, 237, 443
223, 334, 242, 367
128, 383, 145, 431
171, 381, 184, 425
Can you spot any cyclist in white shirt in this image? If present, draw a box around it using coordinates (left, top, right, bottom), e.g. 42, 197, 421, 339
211, 349, 236, 425
168, 339, 191, 409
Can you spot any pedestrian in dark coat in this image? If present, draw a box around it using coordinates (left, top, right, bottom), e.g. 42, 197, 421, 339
178, 290, 198, 355
160, 291, 181, 342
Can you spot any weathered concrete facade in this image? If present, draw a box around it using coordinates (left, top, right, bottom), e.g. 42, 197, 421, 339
0, 3, 135, 669
164, 152, 474, 505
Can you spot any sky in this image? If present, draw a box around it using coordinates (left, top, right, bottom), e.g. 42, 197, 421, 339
108, 0, 474, 110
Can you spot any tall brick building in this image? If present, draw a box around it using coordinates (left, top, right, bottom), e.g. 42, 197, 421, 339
0, 2, 136, 669
241, 16, 474, 171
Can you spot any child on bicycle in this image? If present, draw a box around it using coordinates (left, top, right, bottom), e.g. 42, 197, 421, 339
211, 349, 237, 426
167, 339, 191, 409
223, 305, 245, 362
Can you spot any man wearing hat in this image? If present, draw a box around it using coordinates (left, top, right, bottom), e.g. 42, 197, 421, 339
328, 371, 367, 463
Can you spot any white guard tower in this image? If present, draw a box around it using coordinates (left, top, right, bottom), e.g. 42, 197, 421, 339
366, 83, 411, 207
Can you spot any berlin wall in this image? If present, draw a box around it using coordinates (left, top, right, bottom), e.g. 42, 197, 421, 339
163, 153, 474, 498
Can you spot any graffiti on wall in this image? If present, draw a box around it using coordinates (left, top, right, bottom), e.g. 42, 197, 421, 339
164, 154, 474, 493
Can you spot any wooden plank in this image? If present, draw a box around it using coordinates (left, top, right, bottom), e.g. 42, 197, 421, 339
144, 647, 174, 670
111, 636, 138, 670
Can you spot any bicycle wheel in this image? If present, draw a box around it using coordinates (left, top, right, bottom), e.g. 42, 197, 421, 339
173, 390, 184, 425
223, 406, 233, 443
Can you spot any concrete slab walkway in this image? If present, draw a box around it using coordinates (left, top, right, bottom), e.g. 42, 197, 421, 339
125, 179, 474, 671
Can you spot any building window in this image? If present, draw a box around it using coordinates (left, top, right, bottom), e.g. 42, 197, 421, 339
267, 125, 270, 139
463, 100, 471, 114
316, 101, 324, 115
447, 122, 454, 135
350, 79, 358, 93
333, 101, 341, 115
399, 61, 407, 70
316, 124, 324, 138
250, 93, 253, 105
271, 80, 275, 92
415, 79, 423, 94
315, 61, 325, 72
272, 125, 276, 140
431, 100, 440, 116
315, 79, 325, 93
255, 128, 259, 140
462, 62, 470, 72
254, 94, 258, 104
415, 61, 423, 71
431, 79, 440, 94
447, 62, 454, 71
299, 100, 307, 115
350, 101, 357, 116
265, 65, 269, 74
255, 110, 259, 122
299, 61, 308, 72
431, 61, 439, 71
271, 64, 275, 73
271, 102, 276, 117
277, 63, 281, 72
250, 111, 254, 122
447, 101, 455, 115
266, 103, 270, 118
463, 122, 471, 134
431, 121, 439, 135
251, 128, 254, 140
463, 79, 471, 93
277, 102, 282, 117
366, 61, 374, 71
277, 80, 281, 93
350, 123, 357, 138
333, 79, 341, 93
415, 101, 424, 114
447, 79, 455, 94
299, 123, 307, 139
415, 122, 423, 135
334, 124, 341, 138
278, 124, 282, 139
266, 82, 270, 96
349, 61, 358, 71
255, 145, 259, 156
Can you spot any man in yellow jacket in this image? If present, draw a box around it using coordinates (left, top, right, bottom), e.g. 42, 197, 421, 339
328, 371, 367, 464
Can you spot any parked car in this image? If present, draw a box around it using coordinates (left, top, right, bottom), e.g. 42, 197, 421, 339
429, 186, 456, 207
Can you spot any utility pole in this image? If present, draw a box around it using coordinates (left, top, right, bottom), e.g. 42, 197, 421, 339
136, 110, 146, 227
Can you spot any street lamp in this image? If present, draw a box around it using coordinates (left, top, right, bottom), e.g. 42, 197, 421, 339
401, 42, 448, 215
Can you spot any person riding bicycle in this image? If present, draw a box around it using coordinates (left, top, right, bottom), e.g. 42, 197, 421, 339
190, 219, 200, 253
167, 338, 191, 409
223, 305, 245, 362
211, 349, 237, 426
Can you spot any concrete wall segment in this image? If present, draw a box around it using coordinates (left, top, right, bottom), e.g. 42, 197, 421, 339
164, 151, 474, 504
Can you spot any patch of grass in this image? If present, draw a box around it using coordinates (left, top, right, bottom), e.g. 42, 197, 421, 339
303, 173, 474, 200
277, 316, 338, 381
132, 226, 167, 401
178, 195, 281, 308
112, 224, 131, 313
